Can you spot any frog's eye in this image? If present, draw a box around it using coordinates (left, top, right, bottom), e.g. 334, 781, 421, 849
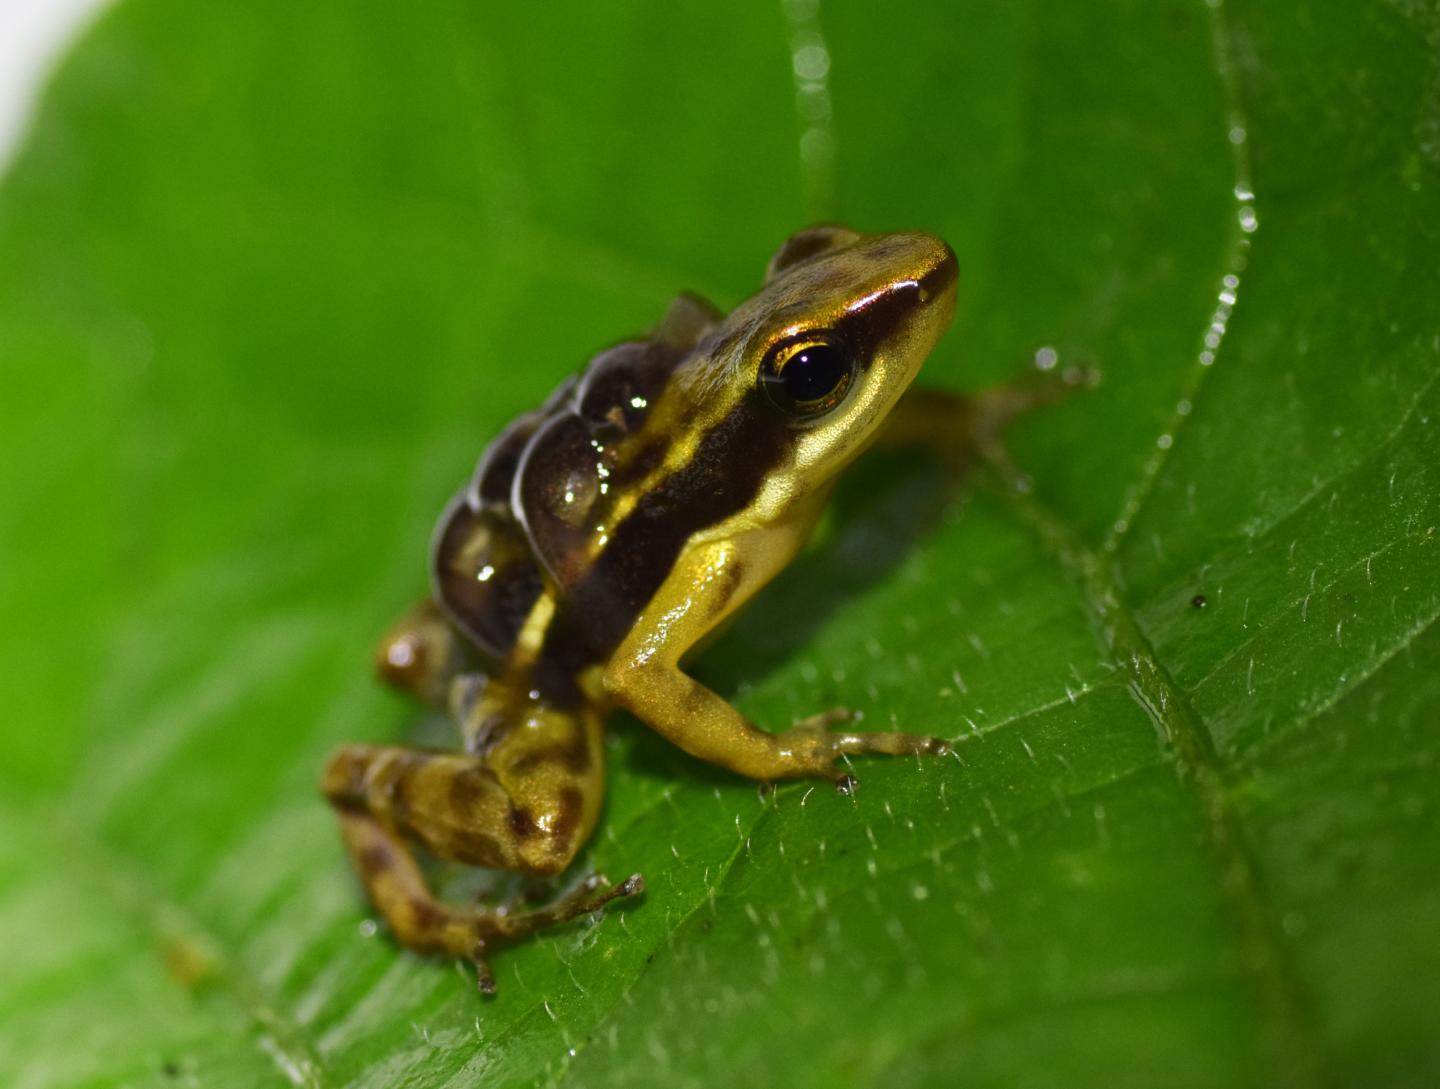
758, 333, 855, 419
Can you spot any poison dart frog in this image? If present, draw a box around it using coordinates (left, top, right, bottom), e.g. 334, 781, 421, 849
323, 226, 1059, 991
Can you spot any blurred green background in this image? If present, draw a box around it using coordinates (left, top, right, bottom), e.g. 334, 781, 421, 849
1, 1, 1438, 1086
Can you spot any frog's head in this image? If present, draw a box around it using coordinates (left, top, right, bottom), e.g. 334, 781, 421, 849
696, 226, 958, 508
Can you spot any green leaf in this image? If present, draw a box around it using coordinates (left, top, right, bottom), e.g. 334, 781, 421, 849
2, 0, 1437, 1086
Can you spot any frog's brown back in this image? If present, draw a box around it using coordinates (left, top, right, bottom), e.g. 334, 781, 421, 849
510, 340, 681, 589
433, 298, 715, 663
430, 390, 558, 662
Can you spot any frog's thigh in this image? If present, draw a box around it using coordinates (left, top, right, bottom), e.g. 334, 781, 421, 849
322, 713, 603, 878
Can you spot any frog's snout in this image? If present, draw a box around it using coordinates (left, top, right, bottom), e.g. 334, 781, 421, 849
918, 239, 959, 306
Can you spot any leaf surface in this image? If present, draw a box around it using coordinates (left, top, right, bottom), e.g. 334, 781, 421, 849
1, 1, 1437, 1087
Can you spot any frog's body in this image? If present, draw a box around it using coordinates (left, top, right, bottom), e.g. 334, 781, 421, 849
323, 226, 1045, 991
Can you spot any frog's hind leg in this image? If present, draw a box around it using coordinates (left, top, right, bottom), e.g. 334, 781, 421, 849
322, 689, 641, 989
332, 810, 639, 992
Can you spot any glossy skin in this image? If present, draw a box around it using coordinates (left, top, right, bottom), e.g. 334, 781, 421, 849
323, 226, 1035, 991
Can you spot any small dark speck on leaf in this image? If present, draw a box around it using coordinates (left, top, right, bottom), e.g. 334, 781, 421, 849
1191, 594, 1208, 609
161, 1060, 181, 1078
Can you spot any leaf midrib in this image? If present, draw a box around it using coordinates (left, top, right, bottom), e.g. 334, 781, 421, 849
991, 467, 1328, 1089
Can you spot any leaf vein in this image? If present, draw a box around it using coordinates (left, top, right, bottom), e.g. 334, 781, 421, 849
991, 466, 1330, 1089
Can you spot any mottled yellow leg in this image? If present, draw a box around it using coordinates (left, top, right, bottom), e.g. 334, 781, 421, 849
333, 810, 639, 992
321, 696, 640, 990
324, 744, 595, 874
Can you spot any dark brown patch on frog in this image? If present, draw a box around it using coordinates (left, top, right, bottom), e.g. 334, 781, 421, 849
447, 768, 483, 816
387, 768, 414, 817
920, 246, 960, 300
470, 375, 579, 505
767, 226, 860, 280
515, 339, 684, 596
551, 787, 584, 846
357, 843, 391, 876
577, 341, 677, 438
432, 499, 545, 661
473, 411, 544, 505
449, 828, 505, 865
404, 899, 442, 932
330, 793, 366, 815
512, 413, 604, 589
321, 750, 365, 809
508, 805, 536, 840
833, 283, 923, 364
530, 648, 586, 709
605, 433, 669, 498
829, 249, 956, 365
436, 373, 586, 659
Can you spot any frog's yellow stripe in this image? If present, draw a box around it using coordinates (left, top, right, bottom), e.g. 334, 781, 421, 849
509, 586, 557, 671
581, 370, 750, 561
552, 389, 793, 660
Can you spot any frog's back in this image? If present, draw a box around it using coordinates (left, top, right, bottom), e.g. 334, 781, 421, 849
429, 389, 556, 662
431, 296, 718, 664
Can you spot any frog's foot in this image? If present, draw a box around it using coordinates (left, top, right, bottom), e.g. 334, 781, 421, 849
332, 808, 642, 995
464, 872, 644, 994
969, 361, 1097, 449
880, 365, 1097, 478
502, 872, 644, 934
774, 712, 950, 787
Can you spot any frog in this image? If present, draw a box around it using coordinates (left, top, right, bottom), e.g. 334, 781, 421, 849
322, 225, 1057, 992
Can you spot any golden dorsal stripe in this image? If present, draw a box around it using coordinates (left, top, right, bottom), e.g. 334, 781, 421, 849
510, 586, 558, 670
579, 362, 751, 565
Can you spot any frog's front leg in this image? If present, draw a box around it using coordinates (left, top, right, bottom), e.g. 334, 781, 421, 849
881, 367, 1095, 465
321, 687, 640, 989
603, 542, 949, 783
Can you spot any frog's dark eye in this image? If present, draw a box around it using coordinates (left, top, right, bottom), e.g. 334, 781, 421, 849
758, 333, 855, 418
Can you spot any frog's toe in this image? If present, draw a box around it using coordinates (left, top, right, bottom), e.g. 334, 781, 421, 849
469, 946, 498, 996
863, 730, 951, 757
826, 728, 952, 761
511, 870, 645, 934
792, 706, 860, 731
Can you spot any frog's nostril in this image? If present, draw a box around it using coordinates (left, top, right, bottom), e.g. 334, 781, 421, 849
919, 243, 959, 303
